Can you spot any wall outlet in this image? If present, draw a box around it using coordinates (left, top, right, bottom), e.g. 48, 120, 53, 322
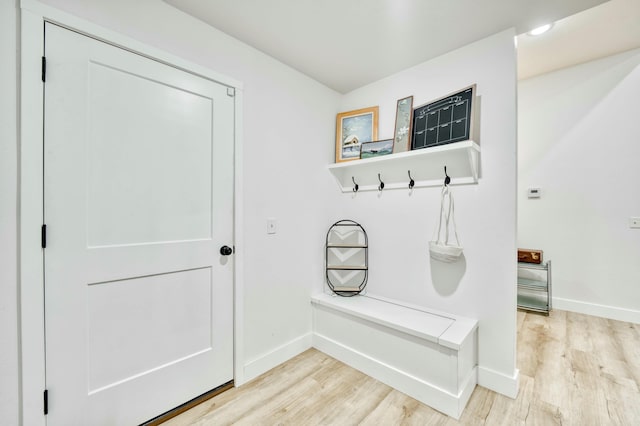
630, 217, 640, 229
527, 187, 541, 199
267, 218, 277, 234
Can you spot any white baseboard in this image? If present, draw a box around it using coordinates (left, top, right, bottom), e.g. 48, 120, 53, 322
477, 366, 519, 398
553, 297, 640, 324
313, 333, 476, 420
241, 333, 312, 385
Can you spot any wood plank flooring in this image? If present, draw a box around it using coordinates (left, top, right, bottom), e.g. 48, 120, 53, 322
165, 310, 640, 425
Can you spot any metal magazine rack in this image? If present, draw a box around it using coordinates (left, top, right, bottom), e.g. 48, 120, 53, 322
325, 220, 368, 296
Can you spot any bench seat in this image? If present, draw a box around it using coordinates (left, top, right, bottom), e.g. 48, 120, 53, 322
311, 293, 478, 419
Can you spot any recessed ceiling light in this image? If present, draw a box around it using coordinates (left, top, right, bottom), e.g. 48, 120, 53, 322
528, 24, 553, 36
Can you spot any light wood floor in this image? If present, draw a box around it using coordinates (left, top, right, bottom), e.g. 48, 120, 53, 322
165, 310, 640, 425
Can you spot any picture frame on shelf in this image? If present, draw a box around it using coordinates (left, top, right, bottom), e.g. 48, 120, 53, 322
412, 85, 475, 150
335, 106, 379, 163
392, 95, 413, 153
360, 139, 393, 159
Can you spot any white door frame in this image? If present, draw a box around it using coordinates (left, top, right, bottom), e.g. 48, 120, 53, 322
19, 1, 245, 424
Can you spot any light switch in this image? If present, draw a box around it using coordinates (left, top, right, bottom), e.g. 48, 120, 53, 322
630, 217, 640, 229
267, 218, 277, 234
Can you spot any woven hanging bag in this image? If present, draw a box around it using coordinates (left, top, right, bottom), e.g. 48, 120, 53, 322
429, 185, 463, 262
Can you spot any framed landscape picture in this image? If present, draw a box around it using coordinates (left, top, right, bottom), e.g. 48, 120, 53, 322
392, 96, 413, 153
335, 106, 379, 163
360, 139, 393, 159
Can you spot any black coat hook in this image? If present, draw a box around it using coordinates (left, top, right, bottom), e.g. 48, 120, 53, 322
352, 176, 359, 193
378, 173, 385, 191
408, 170, 415, 189
444, 166, 451, 186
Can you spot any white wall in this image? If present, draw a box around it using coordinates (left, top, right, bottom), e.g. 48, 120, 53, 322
518, 48, 640, 324
0, 0, 20, 423
333, 30, 519, 395
5, 2, 522, 421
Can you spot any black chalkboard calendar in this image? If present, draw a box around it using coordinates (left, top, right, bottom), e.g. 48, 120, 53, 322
412, 85, 475, 150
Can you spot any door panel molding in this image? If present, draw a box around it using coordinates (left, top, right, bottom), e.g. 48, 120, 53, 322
19, 2, 244, 425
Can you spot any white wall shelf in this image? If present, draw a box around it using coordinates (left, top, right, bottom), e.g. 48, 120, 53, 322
328, 140, 480, 192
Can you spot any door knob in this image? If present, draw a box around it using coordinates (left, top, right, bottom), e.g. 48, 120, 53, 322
220, 245, 233, 256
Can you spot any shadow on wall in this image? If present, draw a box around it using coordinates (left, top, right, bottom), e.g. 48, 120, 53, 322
430, 254, 466, 296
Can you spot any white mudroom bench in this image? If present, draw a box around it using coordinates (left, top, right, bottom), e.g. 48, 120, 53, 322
311, 293, 478, 419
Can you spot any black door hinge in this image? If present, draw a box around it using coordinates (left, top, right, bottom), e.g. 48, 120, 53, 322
43, 389, 48, 415
42, 56, 46, 82
41, 224, 47, 249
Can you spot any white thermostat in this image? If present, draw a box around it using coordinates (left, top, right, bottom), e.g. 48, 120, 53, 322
527, 187, 541, 199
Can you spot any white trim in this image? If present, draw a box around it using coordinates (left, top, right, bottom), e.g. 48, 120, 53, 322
20, 9, 46, 426
313, 333, 477, 420
477, 366, 519, 399
242, 334, 313, 383
233, 89, 246, 385
553, 297, 640, 325
19, 2, 244, 424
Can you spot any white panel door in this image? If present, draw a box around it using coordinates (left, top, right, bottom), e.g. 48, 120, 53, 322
43, 23, 234, 425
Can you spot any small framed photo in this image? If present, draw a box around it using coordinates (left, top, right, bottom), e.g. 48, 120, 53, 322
392, 96, 413, 153
360, 139, 393, 159
335, 106, 379, 163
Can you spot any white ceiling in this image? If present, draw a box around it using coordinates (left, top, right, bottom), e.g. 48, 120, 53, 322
517, 0, 640, 80
165, 0, 638, 93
